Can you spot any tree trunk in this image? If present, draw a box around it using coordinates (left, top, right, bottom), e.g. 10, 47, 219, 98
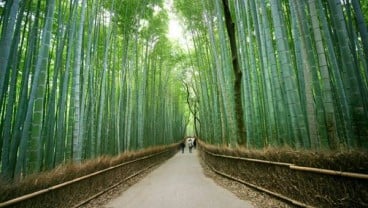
221, 0, 247, 146
72, 0, 87, 163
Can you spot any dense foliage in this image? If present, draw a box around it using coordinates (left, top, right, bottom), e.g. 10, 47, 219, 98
174, 0, 368, 149
1, 0, 368, 180
0, 0, 187, 179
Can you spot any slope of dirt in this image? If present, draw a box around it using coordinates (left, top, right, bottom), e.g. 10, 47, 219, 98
200, 159, 295, 208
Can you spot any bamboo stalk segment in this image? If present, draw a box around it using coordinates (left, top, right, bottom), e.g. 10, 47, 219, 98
289, 165, 368, 180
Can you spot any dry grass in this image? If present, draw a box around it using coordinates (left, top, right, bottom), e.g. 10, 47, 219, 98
200, 141, 368, 173
0, 144, 177, 205
199, 141, 368, 207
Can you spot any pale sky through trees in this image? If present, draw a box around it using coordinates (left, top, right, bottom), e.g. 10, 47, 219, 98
165, 0, 188, 48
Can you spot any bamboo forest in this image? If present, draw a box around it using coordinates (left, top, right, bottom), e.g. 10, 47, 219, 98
0, 0, 368, 182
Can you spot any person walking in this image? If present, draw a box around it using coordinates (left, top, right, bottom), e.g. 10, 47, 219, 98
180, 141, 185, 153
188, 140, 193, 153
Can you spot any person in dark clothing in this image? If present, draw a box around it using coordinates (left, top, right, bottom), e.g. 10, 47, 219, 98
193, 139, 197, 149
180, 141, 185, 153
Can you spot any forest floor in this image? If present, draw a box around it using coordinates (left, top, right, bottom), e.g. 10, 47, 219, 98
81, 148, 294, 208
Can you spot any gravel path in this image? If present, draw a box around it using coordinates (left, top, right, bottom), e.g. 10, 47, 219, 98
105, 150, 254, 208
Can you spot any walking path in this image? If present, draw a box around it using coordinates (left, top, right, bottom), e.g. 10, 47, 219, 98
105, 149, 254, 208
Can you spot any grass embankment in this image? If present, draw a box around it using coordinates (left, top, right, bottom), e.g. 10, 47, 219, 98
0, 144, 178, 207
200, 141, 368, 207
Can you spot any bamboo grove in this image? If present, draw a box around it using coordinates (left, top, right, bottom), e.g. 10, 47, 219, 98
1, 0, 368, 180
0, 0, 188, 180
175, 0, 368, 149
